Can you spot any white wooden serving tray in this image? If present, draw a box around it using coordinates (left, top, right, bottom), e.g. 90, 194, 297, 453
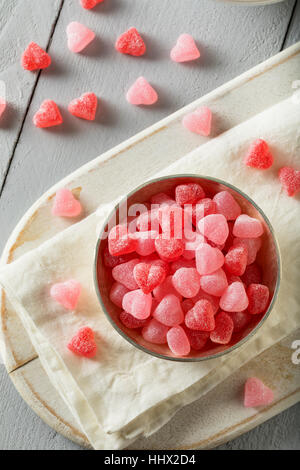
1, 43, 300, 449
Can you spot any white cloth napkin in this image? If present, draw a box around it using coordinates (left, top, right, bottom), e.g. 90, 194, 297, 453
0, 96, 299, 449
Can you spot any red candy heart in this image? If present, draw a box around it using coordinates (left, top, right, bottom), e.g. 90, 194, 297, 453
21, 42, 51, 71
185, 299, 215, 331
175, 183, 205, 206
244, 139, 274, 170
133, 262, 166, 294
80, 0, 104, 9
115, 27, 146, 56
68, 327, 97, 358
108, 224, 137, 256
244, 377, 274, 407
33, 100, 63, 128
224, 245, 248, 276
278, 166, 300, 197
68, 92, 98, 121
210, 311, 234, 344
247, 283, 269, 315
155, 235, 185, 261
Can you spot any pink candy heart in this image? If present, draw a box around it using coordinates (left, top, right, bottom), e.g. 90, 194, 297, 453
122, 289, 152, 319
198, 214, 229, 245
170, 34, 200, 62
219, 281, 249, 312
52, 189, 82, 217
244, 377, 274, 408
50, 279, 81, 310
196, 243, 224, 275
126, 76, 158, 106
67, 22, 95, 53
233, 214, 264, 239
153, 294, 184, 326
182, 107, 212, 136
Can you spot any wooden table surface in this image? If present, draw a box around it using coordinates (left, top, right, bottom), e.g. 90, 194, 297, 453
0, 0, 299, 450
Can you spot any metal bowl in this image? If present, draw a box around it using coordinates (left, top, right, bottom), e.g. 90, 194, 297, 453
94, 175, 281, 362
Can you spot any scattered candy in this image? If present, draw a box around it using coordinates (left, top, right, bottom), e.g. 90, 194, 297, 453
224, 245, 248, 276
21, 42, 51, 71
133, 262, 166, 294
233, 237, 261, 265
68, 326, 97, 358
219, 281, 249, 312
52, 188, 82, 217
175, 183, 205, 206
109, 282, 129, 308
241, 263, 262, 286
172, 267, 200, 298
200, 268, 228, 297
33, 100, 63, 128
153, 275, 182, 302
153, 294, 184, 326
66, 22, 95, 53
198, 214, 229, 245
50, 280, 81, 310
196, 243, 224, 275
278, 166, 300, 197
247, 283, 269, 315
213, 191, 241, 221
182, 107, 212, 137
80, 0, 104, 9
120, 310, 148, 329
228, 311, 252, 333
115, 27, 146, 56
0, 98, 6, 119
185, 299, 215, 331
108, 224, 137, 256
126, 77, 158, 106
167, 326, 191, 356
112, 258, 140, 290
122, 289, 152, 319
244, 377, 274, 407
210, 312, 234, 344
233, 214, 263, 239
142, 319, 169, 344
68, 92, 98, 120
155, 235, 185, 261
170, 34, 200, 63
244, 139, 274, 170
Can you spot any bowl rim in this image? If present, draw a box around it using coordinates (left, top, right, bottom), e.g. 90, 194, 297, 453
94, 174, 282, 362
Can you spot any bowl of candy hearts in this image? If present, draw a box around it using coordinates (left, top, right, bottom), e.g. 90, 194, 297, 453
94, 175, 281, 362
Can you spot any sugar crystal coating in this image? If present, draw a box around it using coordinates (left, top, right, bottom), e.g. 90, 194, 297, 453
172, 267, 200, 298
244, 377, 274, 407
170, 34, 200, 63
108, 224, 137, 256
233, 237, 262, 265
244, 139, 274, 170
50, 279, 81, 310
219, 281, 249, 312
80, 0, 104, 9
185, 299, 215, 331
126, 77, 158, 106
182, 107, 212, 136
122, 289, 152, 319
153, 294, 184, 326
247, 283, 269, 315
167, 326, 191, 356
233, 214, 263, 239
196, 243, 224, 275
115, 27, 146, 56
224, 245, 248, 276
21, 42, 51, 71
175, 183, 205, 205
198, 214, 229, 245
213, 191, 241, 221
133, 262, 166, 294
210, 311, 234, 344
68, 326, 97, 358
68, 92, 98, 120
52, 189, 82, 217
278, 166, 300, 197
191, 288, 220, 315
155, 235, 185, 261
200, 268, 228, 297
33, 100, 63, 128
112, 258, 140, 290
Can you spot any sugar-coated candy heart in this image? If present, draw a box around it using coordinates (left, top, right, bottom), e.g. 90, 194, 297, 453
159, 204, 184, 238
153, 275, 183, 302
52, 188, 82, 217
233, 215, 263, 239
170, 34, 200, 62
198, 214, 229, 245
68, 92, 98, 121
21, 42, 51, 71
109, 282, 129, 308
220, 281, 249, 312
167, 326, 191, 356
224, 245, 248, 276
80, 0, 104, 9
112, 258, 140, 290
181, 299, 194, 313
244, 377, 274, 407
185, 299, 215, 331
122, 289, 152, 320
119, 311, 148, 329
247, 283, 269, 315
172, 267, 200, 298
33, 100, 63, 128
182, 107, 212, 137
50, 279, 81, 310
133, 262, 166, 294
196, 243, 224, 275
184, 327, 209, 351
115, 27, 146, 56
108, 224, 137, 256
210, 312, 233, 344
171, 257, 195, 274
244, 139, 274, 170
191, 288, 220, 315
142, 319, 169, 344
155, 235, 185, 261
241, 263, 262, 286
192, 198, 217, 225
67, 22, 95, 53
175, 183, 205, 206
228, 311, 252, 333
278, 166, 300, 197
137, 209, 160, 231
0, 98, 6, 118
233, 237, 262, 265
132, 230, 158, 256
126, 77, 158, 106
213, 191, 241, 221
153, 294, 184, 326
200, 268, 228, 297
68, 327, 97, 358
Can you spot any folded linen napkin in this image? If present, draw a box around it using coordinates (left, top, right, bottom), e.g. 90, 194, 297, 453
0, 96, 299, 449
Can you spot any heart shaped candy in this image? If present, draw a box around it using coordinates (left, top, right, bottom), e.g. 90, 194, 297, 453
33, 100, 63, 128
52, 188, 82, 217
170, 34, 200, 62
50, 279, 81, 310
67, 22, 95, 53
68, 92, 98, 120
182, 107, 212, 136
68, 327, 97, 358
244, 377, 274, 407
126, 77, 158, 105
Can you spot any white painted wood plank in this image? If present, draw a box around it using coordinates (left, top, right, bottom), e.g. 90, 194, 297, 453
0, 0, 295, 253
0, 0, 63, 187
285, 0, 300, 47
